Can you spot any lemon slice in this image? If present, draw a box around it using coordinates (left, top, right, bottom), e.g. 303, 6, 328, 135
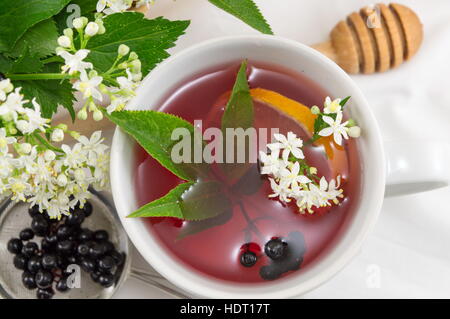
249, 88, 348, 175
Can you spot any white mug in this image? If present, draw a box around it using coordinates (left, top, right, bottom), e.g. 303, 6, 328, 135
110, 35, 450, 298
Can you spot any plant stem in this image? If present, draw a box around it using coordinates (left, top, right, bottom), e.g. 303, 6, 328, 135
238, 201, 264, 240
5, 73, 75, 81
41, 56, 63, 64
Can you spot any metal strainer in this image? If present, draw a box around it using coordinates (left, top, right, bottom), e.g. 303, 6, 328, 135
0, 190, 189, 299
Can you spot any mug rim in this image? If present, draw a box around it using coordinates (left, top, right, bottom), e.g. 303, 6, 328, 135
110, 35, 386, 298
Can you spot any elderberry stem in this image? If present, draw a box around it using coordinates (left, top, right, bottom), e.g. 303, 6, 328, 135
238, 201, 264, 240
5, 73, 75, 81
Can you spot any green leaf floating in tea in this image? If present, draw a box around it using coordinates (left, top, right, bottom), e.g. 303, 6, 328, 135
128, 181, 231, 221
220, 60, 255, 183
107, 110, 208, 182
109, 60, 254, 222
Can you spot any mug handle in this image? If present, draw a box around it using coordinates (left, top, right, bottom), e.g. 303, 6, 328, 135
385, 141, 450, 197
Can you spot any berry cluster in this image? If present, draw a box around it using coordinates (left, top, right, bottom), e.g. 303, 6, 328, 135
7, 202, 125, 299
239, 232, 306, 280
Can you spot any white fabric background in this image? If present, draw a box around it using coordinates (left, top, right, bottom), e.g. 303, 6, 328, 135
113, 0, 450, 298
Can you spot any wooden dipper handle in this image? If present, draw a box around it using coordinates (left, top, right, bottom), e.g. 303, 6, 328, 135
312, 3, 423, 74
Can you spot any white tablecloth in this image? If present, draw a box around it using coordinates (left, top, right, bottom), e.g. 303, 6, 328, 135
113, 0, 450, 298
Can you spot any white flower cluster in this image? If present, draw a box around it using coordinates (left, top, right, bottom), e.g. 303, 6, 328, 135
56, 16, 142, 120
0, 79, 49, 135
96, 0, 154, 15
259, 132, 344, 214
311, 97, 361, 146
0, 80, 109, 219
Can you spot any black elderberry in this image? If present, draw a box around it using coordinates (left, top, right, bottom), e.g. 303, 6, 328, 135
264, 238, 287, 260
89, 242, 107, 258
27, 255, 42, 274
22, 242, 39, 257
14, 254, 28, 270
41, 254, 57, 270
56, 225, 73, 240
66, 209, 85, 226
240, 251, 257, 267
78, 228, 93, 242
76, 243, 90, 257
36, 287, 54, 299
56, 240, 74, 255
82, 201, 93, 217
110, 251, 125, 267
80, 257, 96, 273
31, 215, 49, 236
56, 277, 70, 293
22, 271, 37, 290
7, 238, 23, 254
98, 273, 115, 288
28, 205, 40, 218
35, 270, 53, 289
93, 230, 109, 242
98, 255, 116, 273
19, 228, 34, 241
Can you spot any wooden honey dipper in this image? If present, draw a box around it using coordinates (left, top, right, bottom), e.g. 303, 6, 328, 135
311, 3, 423, 74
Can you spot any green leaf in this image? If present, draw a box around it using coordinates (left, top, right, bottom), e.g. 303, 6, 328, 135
9, 47, 44, 74
208, 0, 273, 35
15, 65, 75, 119
340, 96, 351, 107
221, 61, 254, 131
0, 54, 14, 73
0, 0, 71, 52
128, 182, 194, 218
107, 110, 207, 181
128, 181, 231, 223
86, 13, 190, 76
9, 19, 59, 59
220, 60, 255, 182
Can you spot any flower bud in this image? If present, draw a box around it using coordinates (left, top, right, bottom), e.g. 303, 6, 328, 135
118, 62, 128, 69
72, 17, 87, 29
18, 143, 32, 154
309, 167, 318, 175
70, 131, 81, 139
16, 120, 30, 133
311, 106, 320, 115
347, 118, 356, 127
57, 36, 71, 48
130, 60, 141, 73
55, 47, 65, 55
348, 126, 361, 138
57, 174, 68, 187
44, 150, 56, 162
118, 44, 130, 57
97, 24, 106, 35
93, 109, 103, 121
51, 128, 65, 142
132, 72, 142, 82
77, 108, 88, 120
85, 22, 99, 36
128, 52, 138, 61
0, 79, 13, 93
63, 28, 73, 38
88, 69, 99, 78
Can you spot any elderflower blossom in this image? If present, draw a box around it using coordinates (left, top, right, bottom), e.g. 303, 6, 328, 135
260, 132, 344, 214
56, 16, 142, 121
96, 0, 154, 14
311, 96, 361, 146
0, 80, 109, 218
